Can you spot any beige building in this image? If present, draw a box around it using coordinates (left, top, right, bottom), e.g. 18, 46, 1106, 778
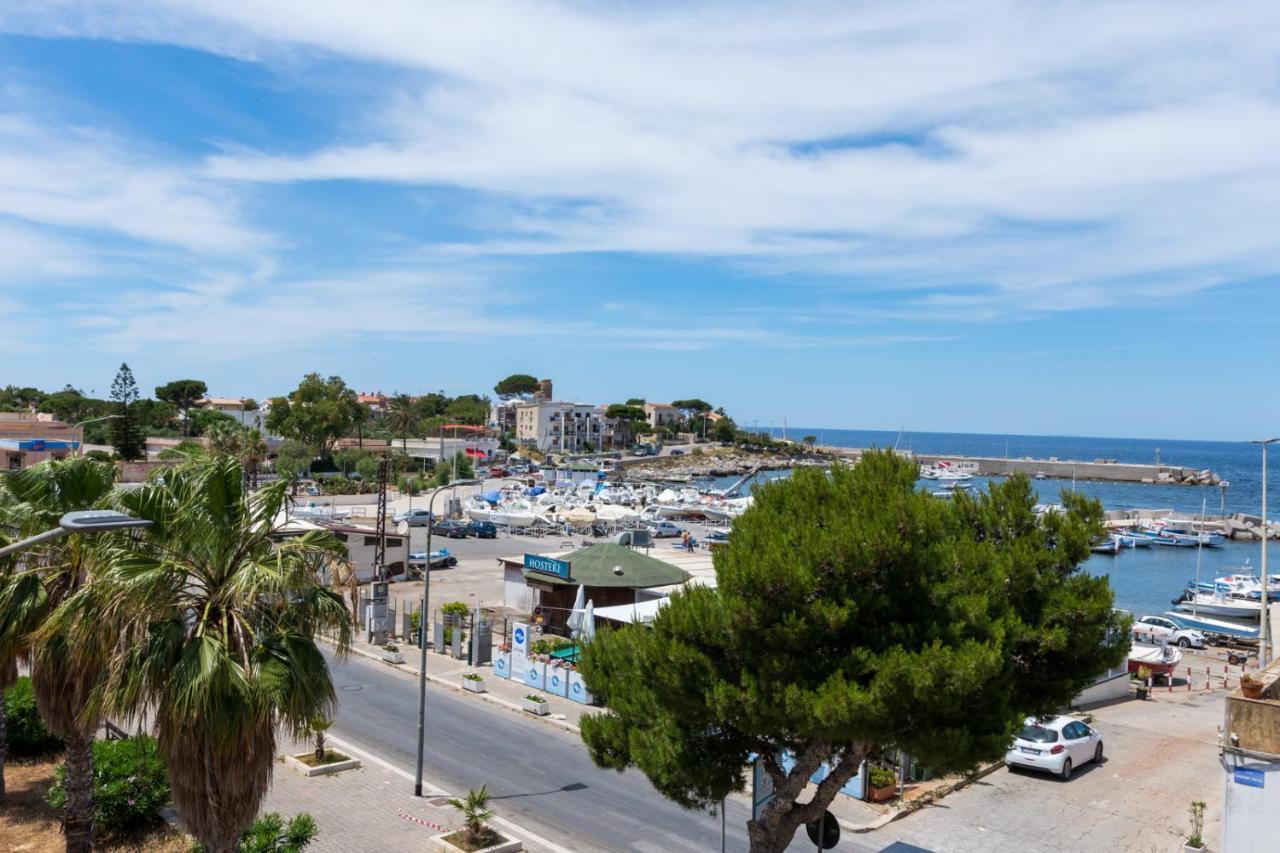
0, 412, 79, 469
515, 401, 614, 453
644, 402, 679, 430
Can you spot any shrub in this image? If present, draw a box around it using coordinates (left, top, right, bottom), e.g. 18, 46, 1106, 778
531, 637, 572, 656
868, 765, 897, 790
441, 601, 470, 617
193, 812, 318, 853
47, 735, 169, 833
4, 676, 62, 756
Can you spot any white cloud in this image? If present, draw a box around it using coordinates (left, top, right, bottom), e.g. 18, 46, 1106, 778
3, 0, 1280, 319
0, 115, 265, 255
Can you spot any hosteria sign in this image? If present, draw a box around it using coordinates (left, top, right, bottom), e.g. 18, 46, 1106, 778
523, 553, 571, 580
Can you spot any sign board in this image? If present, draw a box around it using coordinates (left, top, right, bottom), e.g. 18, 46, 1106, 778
524, 553, 571, 581
752, 756, 775, 821
26, 440, 46, 452
370, 582, 389, 601
1235, 767, 1265, 789
805, 810, 840, 850
510, 621, 531, 682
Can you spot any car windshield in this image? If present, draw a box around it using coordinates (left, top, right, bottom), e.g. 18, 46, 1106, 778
1017, 725, 1058, 743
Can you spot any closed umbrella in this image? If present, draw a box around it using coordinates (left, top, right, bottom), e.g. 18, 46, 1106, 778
566, 583, 586, 635
581, 599, 596, 642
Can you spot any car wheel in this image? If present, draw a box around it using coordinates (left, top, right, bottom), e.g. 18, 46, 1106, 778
1059, 758, 1072, 781
1094, 743, 1103, 764
1178, 637, 1190, 648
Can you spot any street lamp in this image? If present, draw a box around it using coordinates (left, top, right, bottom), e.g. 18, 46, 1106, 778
414, 477, 480, 797
72, 414, 123, 456
1250, 438, 1278, 665
0, 510, 152, 558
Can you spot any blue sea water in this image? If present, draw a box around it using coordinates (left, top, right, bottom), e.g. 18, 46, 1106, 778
731, 429, 1275, 619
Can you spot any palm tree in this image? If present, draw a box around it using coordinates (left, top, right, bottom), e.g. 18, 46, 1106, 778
447, 785, 496, 847
385, 393, 418, 453
0, 531, 12, 802
0, 457, 118, 851
49, 456, 352, 853
243, 429, 268, 489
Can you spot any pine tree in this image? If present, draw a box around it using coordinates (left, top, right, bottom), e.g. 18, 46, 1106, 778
108, 363, 145, 461
579, 450, 1129, 853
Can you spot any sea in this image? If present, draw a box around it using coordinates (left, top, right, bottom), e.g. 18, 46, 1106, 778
706, 429, 1273, 620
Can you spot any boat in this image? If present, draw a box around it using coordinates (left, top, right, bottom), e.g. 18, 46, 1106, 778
1115, 534, 1151, 548
1128, 641, 1183, 677
1171, 586, 1264, 620
1091, 536, 1123, 555
1163, 611, 1260, 641
1034, 472, 1047, 480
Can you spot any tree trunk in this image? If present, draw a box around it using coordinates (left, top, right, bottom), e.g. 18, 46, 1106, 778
0, 690, 8, 801
62, 731, 96, 853
746, 744, 867, 853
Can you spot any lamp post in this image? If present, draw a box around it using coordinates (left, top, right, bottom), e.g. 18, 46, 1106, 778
72, 414, 123, 456
0, 510, 151, 558
414, 477, 480, 797
1251, 438, 1278, 665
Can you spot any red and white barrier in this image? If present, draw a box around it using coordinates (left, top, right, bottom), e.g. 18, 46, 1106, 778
396, 808, 449, 833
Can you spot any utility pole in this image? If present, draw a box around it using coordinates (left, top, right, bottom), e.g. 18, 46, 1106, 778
374, 457, 389, 582
1251, 438, 1277, 665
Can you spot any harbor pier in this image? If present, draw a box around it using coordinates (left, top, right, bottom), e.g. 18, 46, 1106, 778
828, 448, 1222, 486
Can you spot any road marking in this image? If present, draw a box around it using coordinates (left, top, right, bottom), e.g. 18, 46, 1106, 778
326, 734, 576, 853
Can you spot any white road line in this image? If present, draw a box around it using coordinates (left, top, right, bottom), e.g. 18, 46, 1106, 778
326, 734, 577, 853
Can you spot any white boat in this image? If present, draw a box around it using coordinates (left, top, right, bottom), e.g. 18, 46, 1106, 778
1128, 641, 1182, 677
1163, 611, 1259, 641
1172, 591, 1263, 620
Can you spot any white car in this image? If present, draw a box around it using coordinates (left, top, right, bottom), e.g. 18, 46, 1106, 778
393, 508, 435, 527
1132, 615, 1205, 649
646, 520, 683, 538
1005, 716, 1103, 780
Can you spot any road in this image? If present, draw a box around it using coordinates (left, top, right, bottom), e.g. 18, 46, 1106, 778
326, 650, 882, 852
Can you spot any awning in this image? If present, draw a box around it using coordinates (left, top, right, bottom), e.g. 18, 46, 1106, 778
592, 598, 667, 624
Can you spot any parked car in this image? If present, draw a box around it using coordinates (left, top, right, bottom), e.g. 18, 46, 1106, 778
467, 521, 498, 539
489, 466, 507, 477
431, 519, 471, 538
394, 508, 435, 527
1005, 716, 1102, 780
646, 520, 683, 538
1132, 615, 1205, 649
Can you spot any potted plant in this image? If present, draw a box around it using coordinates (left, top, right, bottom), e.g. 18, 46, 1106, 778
521, 693, 550, 716
1241, 673, 1265, 700
433, 785, 522, 852
463, 672, 487, 694
1135, 665, 1152, 700
285, 715, 362, 777
867, 765, 897, 803
383, 642, 405, 664
1184, 800, 1206, 851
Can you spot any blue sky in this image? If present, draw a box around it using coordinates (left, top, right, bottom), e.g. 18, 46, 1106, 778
0, 1, 1277, 440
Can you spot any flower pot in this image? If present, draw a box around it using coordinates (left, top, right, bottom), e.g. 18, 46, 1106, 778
285, 752, 362, 777
521, 697, 550, 715
431, 830, 523, 852
869, 784, 896, 803
1241, 681, 1264, 700
382, 650, 405, 664
463, 677, 487, 694
1183, 843, 1205, 852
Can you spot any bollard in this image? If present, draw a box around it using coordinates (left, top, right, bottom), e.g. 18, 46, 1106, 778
1187, 666, 1193, 691
1206, 666, 1210, 692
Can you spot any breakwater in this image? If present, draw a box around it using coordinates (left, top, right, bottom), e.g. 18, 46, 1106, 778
826, 448, 1221, 486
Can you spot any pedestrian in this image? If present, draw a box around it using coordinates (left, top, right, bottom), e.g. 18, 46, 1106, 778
681, 530, 691, 551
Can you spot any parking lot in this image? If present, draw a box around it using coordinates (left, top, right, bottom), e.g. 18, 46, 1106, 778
869, 680, 1227, 853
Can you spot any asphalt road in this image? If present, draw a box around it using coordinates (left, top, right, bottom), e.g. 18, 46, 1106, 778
326, 650, 884, 852
327, 649, 757, 852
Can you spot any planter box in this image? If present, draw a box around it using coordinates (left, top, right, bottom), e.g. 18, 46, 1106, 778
1183, 845, 1206, 853
545, 667, 570, 698
521, 697, 550, 716
463, 677, 487, 694
285, 753, 362, 777
431, 830, 523, 853
869, 784, 896, 803
383, 650, 406, 664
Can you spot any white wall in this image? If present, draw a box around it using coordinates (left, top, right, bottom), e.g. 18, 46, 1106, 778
1222, 756, 1280, 853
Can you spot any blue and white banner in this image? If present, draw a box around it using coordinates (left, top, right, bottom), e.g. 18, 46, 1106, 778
546, 666, 570, 697
493, 652, 511, 679
568, 670, 593, 705
523, 661, 547, 692
510, 622, 531, 682
524, 553, 571, 580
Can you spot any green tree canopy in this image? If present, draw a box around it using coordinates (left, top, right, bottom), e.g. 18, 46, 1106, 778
669, 398, 712, 414
108, 364, 145, 461
385, 393, 419, 451
444, 394, 490, 426
265, 374, 366, 459
605, 404, 648, 447
493, 374, 540, 396
154, 380, 208, 436
579, 451, 1127, 852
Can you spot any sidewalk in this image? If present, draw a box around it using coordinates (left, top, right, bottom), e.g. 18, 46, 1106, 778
264, 735, 569, 853
335, 633, 592, 730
